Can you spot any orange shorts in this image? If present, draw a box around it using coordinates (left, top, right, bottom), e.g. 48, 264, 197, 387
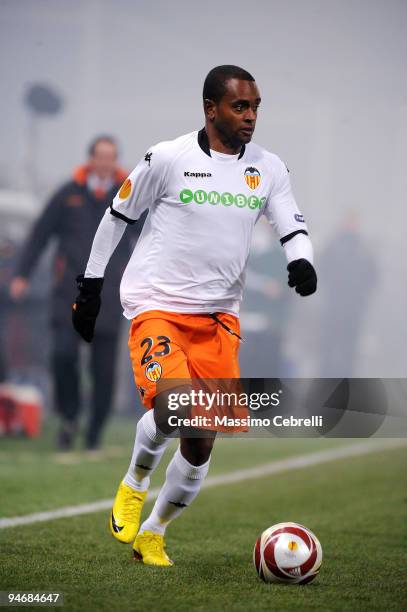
129, 309, 241, 406
128, 310, 247, 431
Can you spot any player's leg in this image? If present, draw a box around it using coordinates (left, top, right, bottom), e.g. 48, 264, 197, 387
134, 387, 215, 566
110, 408, 171, 544
110, 312, 190, 544
134, 312, 242, 566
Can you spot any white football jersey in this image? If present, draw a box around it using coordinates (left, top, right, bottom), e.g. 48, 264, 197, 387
110, 129, 309, 319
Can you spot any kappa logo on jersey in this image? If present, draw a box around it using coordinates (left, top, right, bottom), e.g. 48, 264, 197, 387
145, 361, 162, 382
294, 213, 305, 223
184, 171, 212, 178
118, 178, 132, 200
244, 167, 261, 190
144, 152, 152, 166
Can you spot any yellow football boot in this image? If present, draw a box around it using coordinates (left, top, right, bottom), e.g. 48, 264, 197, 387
109, 481, 147, 543
133, 531, 173, 566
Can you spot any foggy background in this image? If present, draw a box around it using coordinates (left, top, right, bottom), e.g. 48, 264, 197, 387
1, 0, 407, 420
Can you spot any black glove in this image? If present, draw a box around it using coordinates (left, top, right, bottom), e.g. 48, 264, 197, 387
72, 274, 104, 342
287, 259, 317, 296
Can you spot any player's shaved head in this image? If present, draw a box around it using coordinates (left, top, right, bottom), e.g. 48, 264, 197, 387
203, 65, 255, 104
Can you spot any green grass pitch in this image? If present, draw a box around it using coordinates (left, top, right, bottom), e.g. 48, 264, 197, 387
0, 420, 406, 611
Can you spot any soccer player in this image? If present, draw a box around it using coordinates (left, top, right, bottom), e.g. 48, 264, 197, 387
72, 65, 317, 566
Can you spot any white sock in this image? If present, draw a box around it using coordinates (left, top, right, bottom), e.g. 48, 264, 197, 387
123, 410, 170, 492
139, 446, 210, 536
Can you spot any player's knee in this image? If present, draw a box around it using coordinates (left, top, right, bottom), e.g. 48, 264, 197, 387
180, 436, 215, 465
153, 386, 191, 433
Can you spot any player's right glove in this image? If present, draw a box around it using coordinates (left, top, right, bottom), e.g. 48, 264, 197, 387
287, 259, 317, 296
72, 274, 104, 342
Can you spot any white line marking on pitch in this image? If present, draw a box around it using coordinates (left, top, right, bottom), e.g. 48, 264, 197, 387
0, 439, 405, 530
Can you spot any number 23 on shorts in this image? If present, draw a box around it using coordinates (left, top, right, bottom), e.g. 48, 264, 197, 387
140, 335, 171, 365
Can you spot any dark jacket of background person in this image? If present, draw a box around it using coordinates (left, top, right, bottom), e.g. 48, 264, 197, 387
9, 160, 146, 449
239, 221, 293, 378
319, 223, 378, 377
15, 165, 134, 333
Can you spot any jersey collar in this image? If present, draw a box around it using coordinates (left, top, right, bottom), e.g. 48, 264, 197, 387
198, 128, 245, 160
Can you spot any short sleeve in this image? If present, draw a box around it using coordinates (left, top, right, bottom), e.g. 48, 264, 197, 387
110, 145, 167, 224
263, 156, 308, 244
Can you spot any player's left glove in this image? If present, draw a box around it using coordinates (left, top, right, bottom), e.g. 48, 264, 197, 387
287, 259, 317, 296
72, 274, 104, 342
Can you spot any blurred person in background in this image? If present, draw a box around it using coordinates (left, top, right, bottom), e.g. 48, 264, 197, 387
9, 136, 140, 450
0, 237, 15, 383
240, 217, 293, 377
318, 211, 379, 377
1, 233, 51, 390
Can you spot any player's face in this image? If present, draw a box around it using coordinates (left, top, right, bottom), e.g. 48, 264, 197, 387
89, 141, 118, 179
209, 79, 261, 147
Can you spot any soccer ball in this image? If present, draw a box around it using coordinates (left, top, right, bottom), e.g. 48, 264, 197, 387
253, 522, 323, 584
